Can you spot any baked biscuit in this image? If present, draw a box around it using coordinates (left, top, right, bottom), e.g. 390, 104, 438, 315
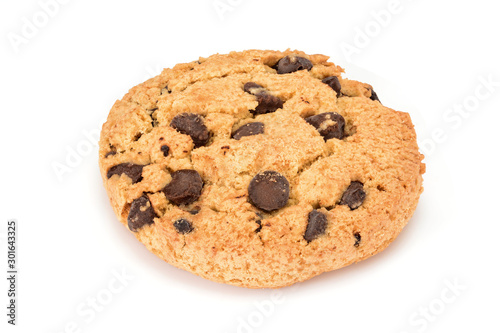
99, 50, 425, 288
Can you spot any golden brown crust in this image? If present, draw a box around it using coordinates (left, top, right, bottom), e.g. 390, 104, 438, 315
98, 49, 425, 288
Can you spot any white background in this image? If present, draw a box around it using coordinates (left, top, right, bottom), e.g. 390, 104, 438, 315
1, 0, 499, 332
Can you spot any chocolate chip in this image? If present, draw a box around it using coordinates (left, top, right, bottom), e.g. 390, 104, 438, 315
254, 93, 283, 115
305, 112, 345, 140
322, 76, 342, 97
107, 163, 145, 184
354, 232, 361, 247
127, 195, 156, 232
173, 218, 194, 234
340, 181, 366, 210
304, 210, 328, 242
232, 122, 265, 140
163, 170, 203, 206
243, 82, 263, 94
248, 171, 289, 212
370, 88, 381, 103
170, 113, 210, 148
161, 145, 170, 157
276, 55, 313, 74
244, 82, 283, 115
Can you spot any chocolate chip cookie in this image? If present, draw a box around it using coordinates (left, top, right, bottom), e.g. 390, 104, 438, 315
99, 50, 425, 288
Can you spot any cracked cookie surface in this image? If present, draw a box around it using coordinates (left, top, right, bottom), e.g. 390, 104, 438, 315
99, 49, 425, 288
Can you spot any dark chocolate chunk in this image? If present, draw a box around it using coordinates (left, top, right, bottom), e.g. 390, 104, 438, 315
305, 112, 346, 140
243, 82, 263, 94
340, 181, 366, 210
163, 170, 203, 206
276, 55, 313, 74
322, 76, 342, 97
304, 210, 328, 242
244, 82, 283, 115
170, 113, 210, 148
354, 232, 361, 247
127, 195, 156, 232
248, 171, 290, 212
107, 163, 145, 184
232, 122, 265, 140
161, 145, 170, 157
173, 218, 194, 234
254, 92, 284, 115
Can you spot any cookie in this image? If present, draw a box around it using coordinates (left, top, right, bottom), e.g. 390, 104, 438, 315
99, 50, 425, 288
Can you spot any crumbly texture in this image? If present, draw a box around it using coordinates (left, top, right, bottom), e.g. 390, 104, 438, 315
98, 49, 425, 288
